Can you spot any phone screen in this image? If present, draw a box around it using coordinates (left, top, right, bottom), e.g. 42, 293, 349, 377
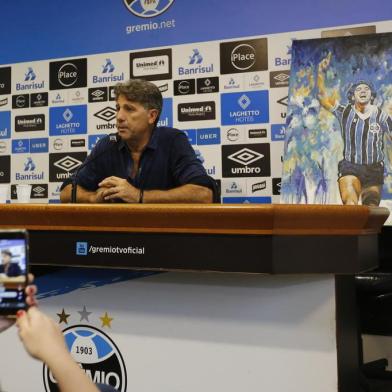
0, 231, 28, 314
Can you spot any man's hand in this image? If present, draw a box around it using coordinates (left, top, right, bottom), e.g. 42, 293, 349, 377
98, 176, 140, 203
318, 52, 331, 73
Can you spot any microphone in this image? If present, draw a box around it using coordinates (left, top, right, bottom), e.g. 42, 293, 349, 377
71, 133, 119, 203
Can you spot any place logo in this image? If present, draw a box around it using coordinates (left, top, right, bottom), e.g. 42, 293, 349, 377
270, 71, 290, 88
53, 138, 65, 151
16, 67, 45, 91
321, 25, 376, 38
31, 92, 49, 107
15, 114, 45, 132
130, 48, 172, 81
43, 324, 127, 391
178, 101, 216, 122
252, 181, 267, 193
222, 143, 270, 178
71, 139, 86, 148
248, 128, 267, 138
197, 128, 220, 145
271, 124, 286, 141
49, 105, 87, 136
0, 156, 10, 183
94, 107, 117, 130
123, 0, 175, 18
220, 38, 268, 74
178, 48, 214, 76
12, 94, 30, 109
173, 79, 195, 95
226, 127, 241, 142
0, 112, 11, 139
50, 58, 88, 90
221, 90, 269, 125
272, 178, 281, 195
49, 152, 87, 182
197, 77, 219, 94
0, 67, 11, 95
0, 98, 8, 107
88, 87, 108, 103
92, 59, 125, 84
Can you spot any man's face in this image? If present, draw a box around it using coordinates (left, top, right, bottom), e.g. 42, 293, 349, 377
353, 83, 372, 105
1, 253, 11, 265
115, 94, 158, 144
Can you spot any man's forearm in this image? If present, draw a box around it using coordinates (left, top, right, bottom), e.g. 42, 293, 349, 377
142, 184, 213, 203
60, 184, 97, 203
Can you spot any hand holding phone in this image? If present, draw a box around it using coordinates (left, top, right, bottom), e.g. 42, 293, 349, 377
0, 230, 29, 315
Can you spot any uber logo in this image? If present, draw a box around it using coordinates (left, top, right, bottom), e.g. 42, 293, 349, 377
220, 38, 268, 74
49, 58, 87, 90
0, 156, 10, 183
0, 67, 11, 95
222, 144, 270, 178
49, 152, 87, 182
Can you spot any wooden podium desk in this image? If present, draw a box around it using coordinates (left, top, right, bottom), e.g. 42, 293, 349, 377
0, 203, 388, 273
0, 203, 389, 392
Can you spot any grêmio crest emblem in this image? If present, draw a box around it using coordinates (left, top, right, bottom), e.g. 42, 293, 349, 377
123, 0, 175, 18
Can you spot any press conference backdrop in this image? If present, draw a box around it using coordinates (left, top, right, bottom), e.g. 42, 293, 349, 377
0, 1, 390, 204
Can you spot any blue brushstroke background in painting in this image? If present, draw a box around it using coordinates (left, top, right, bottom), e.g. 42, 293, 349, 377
281, 32, 392, 204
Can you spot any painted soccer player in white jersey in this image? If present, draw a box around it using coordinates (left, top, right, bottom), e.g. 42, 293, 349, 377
318, 52, 392, 206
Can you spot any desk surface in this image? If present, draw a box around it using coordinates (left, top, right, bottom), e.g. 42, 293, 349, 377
0, 204, 388, 273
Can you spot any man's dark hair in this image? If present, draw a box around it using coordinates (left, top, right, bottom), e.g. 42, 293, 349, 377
346, 80, 377, 103
114, 79, 163, 122
1, 249, 12, 257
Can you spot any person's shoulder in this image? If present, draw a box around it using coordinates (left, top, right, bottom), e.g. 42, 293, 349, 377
156, 126, 184, 137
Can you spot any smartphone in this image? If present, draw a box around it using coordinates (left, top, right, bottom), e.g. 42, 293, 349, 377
0, 230, 29, 315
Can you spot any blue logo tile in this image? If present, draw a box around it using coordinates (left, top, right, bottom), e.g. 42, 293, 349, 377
222, 196, 271, 204
271, 124, 286, 141
49, 105, 87, 136
197, 128, 221, 145
12, 139, 29, 154
221, 91, 269, 126
30, 137, 49, 153
0, 111, 11, 139
182, 129, 196, 145
88, 134, 107, 150
157, 98, 173, 128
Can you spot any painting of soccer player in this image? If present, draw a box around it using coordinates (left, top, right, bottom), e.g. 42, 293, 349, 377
281, 32, 392, 206
318, 52, 392, 206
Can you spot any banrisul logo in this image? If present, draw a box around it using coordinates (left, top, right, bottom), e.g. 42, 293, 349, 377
221, 91, 269, 125
123, 0, 175, 18
43, 325, 127, 392
16, 67, 45, 91
92, 59, 125, 84
178, 49, 214, 76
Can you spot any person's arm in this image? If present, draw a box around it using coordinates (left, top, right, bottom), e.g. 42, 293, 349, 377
60, 184, 107, 204
98, 176, 213, 203
317, 52, 339, 111
17, 307, 99, 392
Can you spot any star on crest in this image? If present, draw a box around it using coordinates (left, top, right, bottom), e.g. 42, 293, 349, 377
57, 308, 71, 324
100, 312, 113, 328
78, 306, 92, 322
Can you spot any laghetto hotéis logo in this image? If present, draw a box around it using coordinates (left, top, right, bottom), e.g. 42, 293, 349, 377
123, 0, 175, 18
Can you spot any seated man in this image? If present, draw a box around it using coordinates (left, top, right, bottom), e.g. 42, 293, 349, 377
0, 249, 21, 277
60, 79, 218, 203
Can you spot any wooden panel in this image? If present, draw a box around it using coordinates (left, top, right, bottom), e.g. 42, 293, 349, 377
0, 204, 388, 235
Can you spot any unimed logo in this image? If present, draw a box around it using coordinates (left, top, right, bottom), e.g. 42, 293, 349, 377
222, 144, 270, 178
49, 58, 87, 90
130, 49, 172, 81
178, 101, 215, 122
